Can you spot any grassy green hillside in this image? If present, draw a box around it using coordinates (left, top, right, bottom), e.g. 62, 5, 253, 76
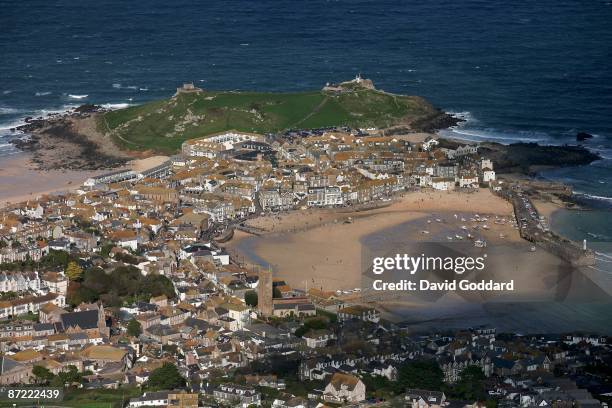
100, 87, 443, 153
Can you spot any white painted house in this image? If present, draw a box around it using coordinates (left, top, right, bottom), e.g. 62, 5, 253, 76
303, 329, 333, 348
459, 174, 479, 188
323, 373, 366, 403
483, 169, 496, 183
431, 177, 455, 191
422, 137, 439, 151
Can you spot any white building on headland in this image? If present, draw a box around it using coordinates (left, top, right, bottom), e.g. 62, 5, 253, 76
174, 83, 202, 96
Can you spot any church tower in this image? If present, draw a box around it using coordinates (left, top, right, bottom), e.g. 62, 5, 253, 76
257, 269, 273, 316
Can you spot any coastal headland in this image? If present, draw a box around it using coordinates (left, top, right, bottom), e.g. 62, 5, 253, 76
9, 80, 458, 169
8, 79, 598, 174
0, 79, 602, 269
1, 79, 609, 334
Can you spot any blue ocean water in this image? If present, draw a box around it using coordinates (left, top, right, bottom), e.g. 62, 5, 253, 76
1, 0, 612, 198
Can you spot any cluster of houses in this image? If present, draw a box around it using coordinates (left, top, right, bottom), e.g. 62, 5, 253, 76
175, 130, 496, 217
1, 129, 496, 266
0, 128, 608, 407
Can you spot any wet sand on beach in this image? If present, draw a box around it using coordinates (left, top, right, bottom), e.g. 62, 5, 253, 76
0, 154, 99, 207
0, 153, 169, 208
226, 189, 612, 332
225, 189, 521, 291
243, 189, 515, 233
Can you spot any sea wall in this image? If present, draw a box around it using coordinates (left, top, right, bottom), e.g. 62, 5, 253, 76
494, 186, 595, 266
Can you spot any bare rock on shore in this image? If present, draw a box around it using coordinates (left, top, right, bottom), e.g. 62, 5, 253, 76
409, 110, 464, 133
13, 114, 130, 171
74, 104, 102, 114
478, 142, 600, 175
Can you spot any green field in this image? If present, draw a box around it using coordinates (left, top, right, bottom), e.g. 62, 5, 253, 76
100, 87, 441, 154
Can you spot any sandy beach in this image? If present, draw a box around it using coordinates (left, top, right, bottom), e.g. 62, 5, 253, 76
0, 153, 169, 208
226, 189, 526, 290
0, 154, 99, 207
225, 189, 609, 328
243, 189, 515, 233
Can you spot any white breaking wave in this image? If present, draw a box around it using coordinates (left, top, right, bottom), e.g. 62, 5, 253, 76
0, 150, 20, 158
440, 109, 592, 147
447, 111, 478, 124
35, 105, 78, 117
101, 103, 132, 110
111, 83, 139, 90
575, 192, 612, 202
0, 105, 78, 131
440, 127, 548, 144
0, 142, 19, 157
68, 94, 88, 99
586, 146, 612, 160
595, 251, 612, 261
0, 119, 26, 131
0, 107, 22, 114
439, 109, 556, 145
594, 256, 612, 263
35, 91, 52, 96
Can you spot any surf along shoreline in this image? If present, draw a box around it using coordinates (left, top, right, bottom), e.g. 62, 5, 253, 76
1, 101, 600, 207
0, 91, 604, 272
2, 96, 609, 331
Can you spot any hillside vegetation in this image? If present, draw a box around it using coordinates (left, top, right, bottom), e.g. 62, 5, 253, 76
100, 87, 446, 153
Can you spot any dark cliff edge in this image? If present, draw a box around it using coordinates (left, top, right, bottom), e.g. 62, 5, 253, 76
9, 101, 600, 177
409, 110, 464, 133
437, 137, 600, 175
470, 142, 600, 175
